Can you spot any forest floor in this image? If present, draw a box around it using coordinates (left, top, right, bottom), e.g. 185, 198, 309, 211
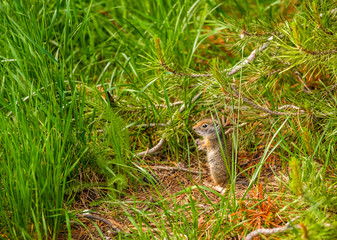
61, 150, 289, 240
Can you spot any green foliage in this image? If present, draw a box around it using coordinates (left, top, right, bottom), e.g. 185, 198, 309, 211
0, 0, 133, 238
289, 157, 303, 195
1, 0, 337, 239
0, 1, 89, 238
81, 106, 133, 198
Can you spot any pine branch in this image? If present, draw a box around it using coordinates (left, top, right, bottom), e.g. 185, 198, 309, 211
298, 45, 337, 56
277, 104, 301, 110
136, 138, 166, 157
231, 83, 303, 116
157, 36, 273, 78
227, 36, 273, 76
136, 92, 203, 157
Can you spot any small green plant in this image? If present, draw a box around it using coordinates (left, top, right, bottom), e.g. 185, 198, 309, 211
289, 157, 304, 196
80, 106, 133, 198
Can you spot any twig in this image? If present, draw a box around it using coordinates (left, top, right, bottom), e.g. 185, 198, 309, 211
148, 165, 207, 175
157, 101, 184, 107
277, 104, 301, 110
227, 36, 273, 76
231, 83, 303, 115
136, 92, 203, 157
231, 84, 286, 115
225, 122, 248, 135
76, 212, 122, 236
159, 37, 273, 78
136, 137, 166, 157
127, 101, 184, 109
226, 105, 249, 110
137, 123, 167, 128
294, 71, 312, 93
244, 217, 300, 240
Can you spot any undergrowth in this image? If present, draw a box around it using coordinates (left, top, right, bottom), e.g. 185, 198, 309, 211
0, 0, 337, 239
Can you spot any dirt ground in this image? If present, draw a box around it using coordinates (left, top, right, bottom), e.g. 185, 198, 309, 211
59, 151, 286, 239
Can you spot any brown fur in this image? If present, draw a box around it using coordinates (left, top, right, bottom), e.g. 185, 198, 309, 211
193, 119, 232, 185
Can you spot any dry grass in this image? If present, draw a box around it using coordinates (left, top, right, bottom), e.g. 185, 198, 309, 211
62, 149, 286, 239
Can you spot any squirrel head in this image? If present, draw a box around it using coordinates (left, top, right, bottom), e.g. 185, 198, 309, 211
192, 118, 222, 137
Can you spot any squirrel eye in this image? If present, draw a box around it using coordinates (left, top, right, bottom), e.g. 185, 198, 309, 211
202, 124, 208, 128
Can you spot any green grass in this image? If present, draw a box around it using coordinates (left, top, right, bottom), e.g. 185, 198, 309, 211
0, 0, 337, 239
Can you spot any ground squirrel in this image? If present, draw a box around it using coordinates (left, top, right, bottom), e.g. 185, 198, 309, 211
193, 118, 232, 185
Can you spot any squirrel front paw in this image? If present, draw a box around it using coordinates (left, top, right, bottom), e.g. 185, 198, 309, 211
195, 139, 206, 151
